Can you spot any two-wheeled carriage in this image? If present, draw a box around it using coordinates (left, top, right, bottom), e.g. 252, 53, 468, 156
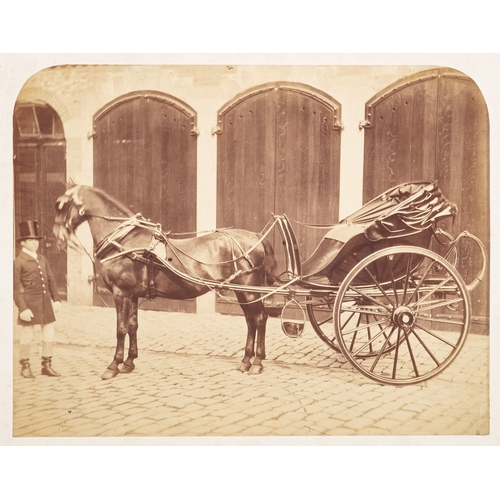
54, 181, 486, 385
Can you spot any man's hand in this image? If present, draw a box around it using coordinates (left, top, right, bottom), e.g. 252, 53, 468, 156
20, 309, 34, 322
53, 301, 61, 313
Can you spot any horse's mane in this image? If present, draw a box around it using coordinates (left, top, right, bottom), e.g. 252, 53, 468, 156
82, 185, 134, 217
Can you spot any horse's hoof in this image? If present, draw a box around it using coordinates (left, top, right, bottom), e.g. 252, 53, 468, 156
101, 368, 119, 380
120, 364, 135, 374
238, 361, 251, 373
248, 364, 264, 375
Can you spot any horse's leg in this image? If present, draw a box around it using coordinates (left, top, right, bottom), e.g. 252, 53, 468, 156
236, 293, 256, 372
237, 293, 268, 374
248, 299, 269, 375
101, 293, 132, 380
121, 297, 139, 373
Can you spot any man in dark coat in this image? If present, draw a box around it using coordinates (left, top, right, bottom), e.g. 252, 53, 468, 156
14, 220, 61, 378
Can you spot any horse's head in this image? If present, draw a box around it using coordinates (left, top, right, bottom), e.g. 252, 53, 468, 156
53, 185, 88, 251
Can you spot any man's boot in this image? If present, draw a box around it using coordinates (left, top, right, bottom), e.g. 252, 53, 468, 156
20, 359, 34, 378
41, 356, 61, 377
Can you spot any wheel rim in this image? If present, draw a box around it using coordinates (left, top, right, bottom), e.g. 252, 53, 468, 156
333, 246, 471, 385
307, 298, 341, 353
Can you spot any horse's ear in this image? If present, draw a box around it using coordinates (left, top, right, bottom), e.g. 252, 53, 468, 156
66, 178, 76, 188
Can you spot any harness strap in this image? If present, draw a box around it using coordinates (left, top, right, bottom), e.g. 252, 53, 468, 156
144, 251, 156, 301
94, 215, 146, 259
90, 215, 281, 304
164, 219, 278, 267
217, 230, 255, 269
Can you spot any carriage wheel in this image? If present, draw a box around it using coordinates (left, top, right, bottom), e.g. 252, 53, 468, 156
333, 246, 471, 385
307, 296, 403, 357
307, 297, 341, 353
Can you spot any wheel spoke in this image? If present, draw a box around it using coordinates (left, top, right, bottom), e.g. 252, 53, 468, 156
387, 257, 399, 306
375, 317, 397, 348
341, 305, 389, 317
414, 276, 454, 307
402, 254, 413, 303
352, 323, 393, 357
391, 327, 402, 379
348, 285, 392, 311
368, 326, 396, 372
340, 310, 355, 330
415, 315, 465, 326
349, 314, 364, 351
407, 259, 436, 304
318, 313, 334, 328
340, 316, 390, 337
366, 315, 374, 354
409, 326, 441, 366
414, 296, 464, 314
402, 328, 419, 377
363, 265, 397, 307
412, 322, 459, 348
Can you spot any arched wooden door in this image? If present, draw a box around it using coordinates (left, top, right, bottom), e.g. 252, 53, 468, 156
13, 101, 67, 299
216, 82, 342, 313
93, 91, 198, 312
362, 68, 489, 329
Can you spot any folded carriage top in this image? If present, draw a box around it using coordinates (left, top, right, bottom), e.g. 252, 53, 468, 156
335, 180, 457, 241
301, 181, 457, 280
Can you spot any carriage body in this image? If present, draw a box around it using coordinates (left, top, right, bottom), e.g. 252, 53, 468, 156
273, 181, 487, 386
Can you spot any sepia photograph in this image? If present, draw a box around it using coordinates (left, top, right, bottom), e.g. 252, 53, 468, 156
2, 0, 500, 494
5, 60, 492, 440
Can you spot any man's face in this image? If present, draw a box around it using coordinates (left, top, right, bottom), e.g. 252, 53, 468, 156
21, 238, 40, 253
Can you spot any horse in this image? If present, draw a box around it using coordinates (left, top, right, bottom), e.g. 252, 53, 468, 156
53, 184, 278, 380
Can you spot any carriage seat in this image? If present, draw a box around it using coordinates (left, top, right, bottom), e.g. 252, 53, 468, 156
301, 224, 366, 278
300, 180, 457, 280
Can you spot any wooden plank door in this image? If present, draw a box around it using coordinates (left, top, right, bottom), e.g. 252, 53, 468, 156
13, 103, 67, 298
93, 92, 198, 312
216, 83, 342, 313
362, 68, 489, 329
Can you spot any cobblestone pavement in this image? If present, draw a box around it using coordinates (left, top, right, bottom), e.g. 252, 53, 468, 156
11, 303, 490, 439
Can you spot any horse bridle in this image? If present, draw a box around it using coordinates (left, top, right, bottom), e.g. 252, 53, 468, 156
57, 187, 86, 224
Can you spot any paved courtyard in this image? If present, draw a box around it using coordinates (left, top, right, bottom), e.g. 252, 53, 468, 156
9, 302, 490, 440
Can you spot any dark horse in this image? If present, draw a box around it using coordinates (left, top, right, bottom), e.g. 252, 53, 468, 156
53, 184, 278, 379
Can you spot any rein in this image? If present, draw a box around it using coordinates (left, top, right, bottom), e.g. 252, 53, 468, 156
164, 219, 278, 267
66, 209, 280, 305
286, 217, 337, 230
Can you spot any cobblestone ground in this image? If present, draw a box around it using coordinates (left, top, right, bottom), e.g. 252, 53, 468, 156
11, 303, 489, 438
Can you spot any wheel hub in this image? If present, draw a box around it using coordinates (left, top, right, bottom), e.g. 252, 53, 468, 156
393, 306, 415, 329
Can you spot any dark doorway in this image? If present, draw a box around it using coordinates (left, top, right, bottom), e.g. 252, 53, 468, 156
13, 101, 68, 298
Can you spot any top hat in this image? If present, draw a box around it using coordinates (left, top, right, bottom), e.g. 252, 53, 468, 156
17, 220, 43, 241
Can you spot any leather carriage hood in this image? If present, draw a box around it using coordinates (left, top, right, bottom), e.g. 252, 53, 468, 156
343, 181, 457, 241
300, 181, 456, 279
